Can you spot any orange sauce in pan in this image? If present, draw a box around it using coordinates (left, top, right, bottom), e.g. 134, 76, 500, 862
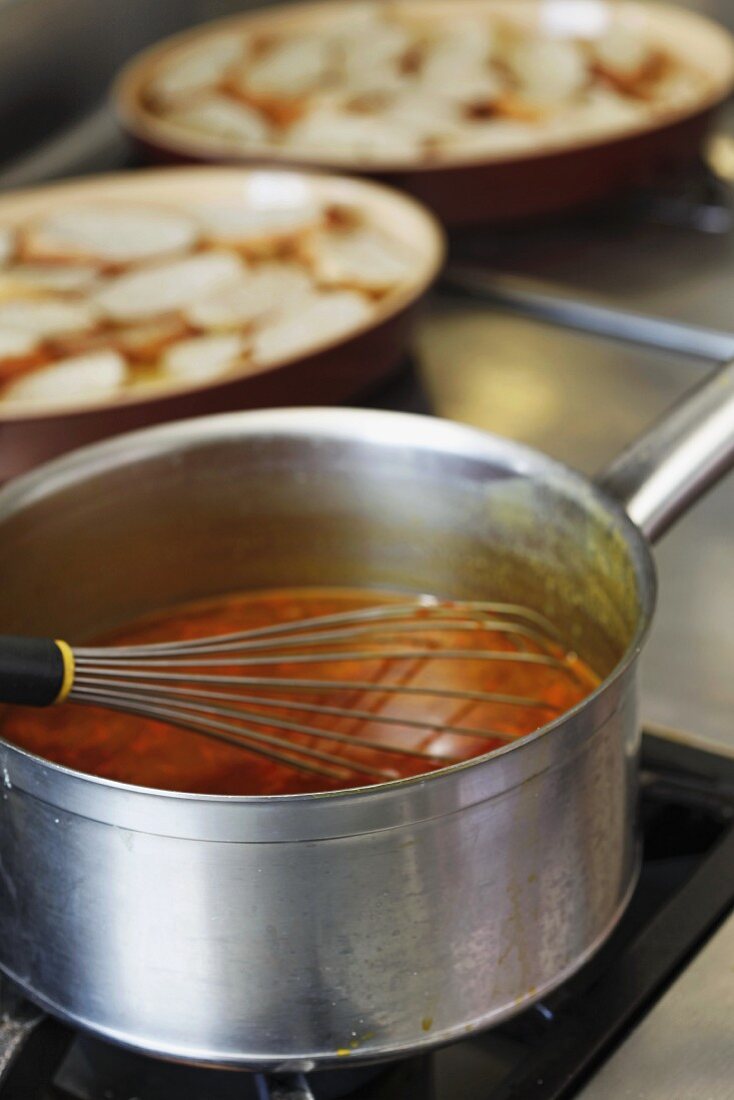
0, 588, 599, 796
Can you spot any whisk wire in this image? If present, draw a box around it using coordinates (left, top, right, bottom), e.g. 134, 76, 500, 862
3, 600, 591, 782
80, 695, 393, 781
73, 601, 565, 658
72, 681, 526, 747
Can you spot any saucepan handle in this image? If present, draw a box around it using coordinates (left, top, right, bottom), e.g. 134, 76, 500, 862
596, 359, 734, 544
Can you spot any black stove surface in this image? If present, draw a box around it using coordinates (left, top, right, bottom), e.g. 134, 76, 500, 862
1, 732, 732, 1100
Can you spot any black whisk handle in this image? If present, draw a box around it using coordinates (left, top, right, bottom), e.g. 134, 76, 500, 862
0, 637, 74, 707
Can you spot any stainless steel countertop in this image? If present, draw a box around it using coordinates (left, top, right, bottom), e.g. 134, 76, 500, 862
576, 907, 734, 1100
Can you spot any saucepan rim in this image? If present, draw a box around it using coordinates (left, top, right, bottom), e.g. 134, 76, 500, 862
0, 405, 656, 809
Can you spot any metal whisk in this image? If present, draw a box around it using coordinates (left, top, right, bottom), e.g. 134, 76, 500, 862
0, 601, 590, 781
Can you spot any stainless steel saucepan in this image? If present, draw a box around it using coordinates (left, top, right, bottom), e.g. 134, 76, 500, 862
0, 361, 731, 1070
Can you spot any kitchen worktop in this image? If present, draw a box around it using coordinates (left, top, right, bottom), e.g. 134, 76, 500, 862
576, 894, 734, 1100
0, 2, 730, 1098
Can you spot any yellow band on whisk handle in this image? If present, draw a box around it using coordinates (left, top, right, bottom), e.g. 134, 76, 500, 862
53, 640, 75, 704
0, 635, 74, 707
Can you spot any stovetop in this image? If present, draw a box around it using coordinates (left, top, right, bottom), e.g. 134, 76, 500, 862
0, 732, 731, 1100
0, 2, 732, 1096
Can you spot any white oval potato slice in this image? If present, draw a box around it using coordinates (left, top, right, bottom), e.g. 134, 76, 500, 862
195, 201, 322, 248
422, 68, 502, 108
188, 264, 314, 329
113, 316, 192, 362
441, 117, 539, 155
253, 289, 371, 365
593, 28, 650, 79
1, 350, 126, 408
162, 332, 249, 383
238, 36, 331, 99
0, 298, 98, 336
506, 39, 588, 105
0, 330, 40, 358
380, 90, 460, 141
309, 227, 415, 293
95, 252, 245, 322
339, 59, 405, 97
418, 20, 495, 90
164, 93, 270, 145
339, 20, 411, 85
432, 17, 496, 65
148, 34, 246, 108
568, 88, 646, 139
286, 106, 418, 159
418, 22, 502, 106
0, 264, 100, 294
0, 228, 14, 267
647, 69, 704, 110
27, 205, 199, 266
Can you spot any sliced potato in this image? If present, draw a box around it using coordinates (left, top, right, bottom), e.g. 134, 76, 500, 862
418, 18, 496, 92
188, 264, 314, 329
0, 298, 98, 337
195, 202, 321, 250
139, 6, 698, 167
114, 317, 192, 362
0, 227, 14, 267
162, 332, 250, 382
379, 90, 460, 141
236, 36, 331, 99
0, 264, 100, 294
285, 105, 419, 158
0, 329, 40, 358
164, 92, 270, 145
1, 350, 126, 408
338, 58, 406, 98
308, 227, 415, 293
253, 289, 371, 364
568, 87, 646, 138
593, 28, 650, 80
418, 25, 502, 107
505, 38, 589, 105
441, 117, 540, 155
425, 69, 502, 108
649, 68, 705, 109
339, 19, 411, 90
95, 252, 245, 322
27, 205, 199, 266
148, 34, 246, 108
